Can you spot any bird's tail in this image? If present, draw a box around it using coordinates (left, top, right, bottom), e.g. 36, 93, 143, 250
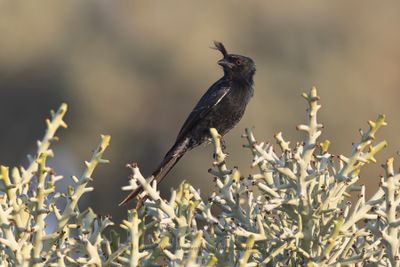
118, 139, 189, 206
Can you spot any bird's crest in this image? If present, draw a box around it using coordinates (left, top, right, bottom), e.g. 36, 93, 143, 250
213, 41, 228, 58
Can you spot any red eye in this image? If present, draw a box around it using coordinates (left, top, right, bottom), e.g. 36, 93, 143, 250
236, 59, 242, 65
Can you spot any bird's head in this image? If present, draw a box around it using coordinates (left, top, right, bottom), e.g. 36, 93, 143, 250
213, 41, 256, 82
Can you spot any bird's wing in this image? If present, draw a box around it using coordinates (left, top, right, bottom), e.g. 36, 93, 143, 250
175, 79, 230, 142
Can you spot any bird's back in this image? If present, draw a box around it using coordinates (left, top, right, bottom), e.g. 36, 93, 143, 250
177, 77, 253, 148
202, 79, 253, 136
174, 78, 231, 146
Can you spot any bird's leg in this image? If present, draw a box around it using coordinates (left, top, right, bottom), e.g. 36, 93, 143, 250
212, 137, 228, 159
135, 197, 145, 209
221, 137, 227, 153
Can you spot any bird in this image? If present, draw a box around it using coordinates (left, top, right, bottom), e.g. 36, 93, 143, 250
119, 41, 256, 206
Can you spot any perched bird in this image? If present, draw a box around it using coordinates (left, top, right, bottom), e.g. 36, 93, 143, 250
119, 41, 256, 206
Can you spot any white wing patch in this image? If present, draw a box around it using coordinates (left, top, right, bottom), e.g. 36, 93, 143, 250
213, 89, 229, 106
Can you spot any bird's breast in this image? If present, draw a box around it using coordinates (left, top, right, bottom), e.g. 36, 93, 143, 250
188, 83, 253, 147
209, 85, 253, 134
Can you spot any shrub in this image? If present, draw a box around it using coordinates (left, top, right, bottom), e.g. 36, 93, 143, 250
1, 88, 398, 266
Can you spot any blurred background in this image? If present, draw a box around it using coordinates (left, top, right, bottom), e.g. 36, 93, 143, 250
1, 0, 400, 223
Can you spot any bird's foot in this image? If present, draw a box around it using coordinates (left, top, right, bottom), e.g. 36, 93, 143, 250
221, 138, 227, 153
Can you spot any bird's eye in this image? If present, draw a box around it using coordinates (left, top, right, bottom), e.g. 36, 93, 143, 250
236, 59, 243, 65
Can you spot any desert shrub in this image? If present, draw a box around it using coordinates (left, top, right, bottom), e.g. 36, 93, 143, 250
1, 88, 398, 266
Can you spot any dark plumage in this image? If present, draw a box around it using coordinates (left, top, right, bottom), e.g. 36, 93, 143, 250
119, 41, 256, 206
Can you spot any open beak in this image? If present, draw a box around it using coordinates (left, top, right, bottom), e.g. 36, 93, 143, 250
218, 58, 234, 69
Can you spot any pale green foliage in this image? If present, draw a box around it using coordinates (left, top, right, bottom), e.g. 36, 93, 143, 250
1, 88, 400, 266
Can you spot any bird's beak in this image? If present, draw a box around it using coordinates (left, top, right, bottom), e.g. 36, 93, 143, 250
218, 58, 234, 69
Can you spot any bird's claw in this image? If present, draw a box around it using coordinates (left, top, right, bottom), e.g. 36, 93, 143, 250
221, 138, 227, 153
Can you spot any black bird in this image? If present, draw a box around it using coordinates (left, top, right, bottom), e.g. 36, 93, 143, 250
119, 42, 256, 206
